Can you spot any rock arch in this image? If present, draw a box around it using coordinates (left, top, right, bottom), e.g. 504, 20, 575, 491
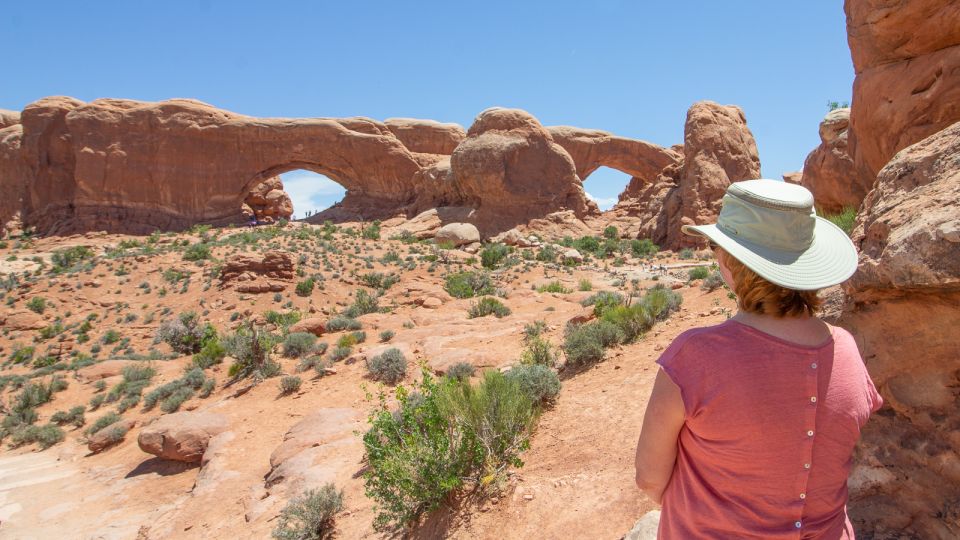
546, 126, 681, 188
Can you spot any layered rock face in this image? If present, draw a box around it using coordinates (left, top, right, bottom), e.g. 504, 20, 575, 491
607, 101, 761, 248
841, 122, 960, 538
846, 0, 960, 186
546, 126, 681, 184
13, 97, 423, 234
383, 118, 465, 155
0, 109, 19, 129
0, 122, 25, 234
799, 108, 865, 214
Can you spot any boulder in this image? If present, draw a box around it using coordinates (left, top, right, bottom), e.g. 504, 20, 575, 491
846, 0, 960, 187
624, 510, 661, 540
562, 249, 584, 263
799, 108, 864, 214
782, 171, 802, 185
87, 419, 136, 454
288, 317, 326, 336
449, 108, 595, 233
1, 309, 45, 331
77, 359, 137, 382
244, 176, 293, 221
839, 122, 960, 537
138, 411, 229, 462
434, 222, 481, 247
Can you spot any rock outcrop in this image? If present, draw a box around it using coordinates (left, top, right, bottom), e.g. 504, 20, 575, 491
88, 419, 136, 454
840, 122, 960, 538
0, 109, 19, 129
138, 411, 229, 462
434, 222, 480, 247
384, 118, 465, 155
219, 250, 294, 293
608, 101, 761, 249
449, 108, 596, 230
242, 176, 293, 223
799, 108, 864, 214
846, 0, 960, 186
0, 122, 26, 235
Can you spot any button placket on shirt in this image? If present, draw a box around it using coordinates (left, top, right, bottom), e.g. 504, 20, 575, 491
795, 358, 819, 534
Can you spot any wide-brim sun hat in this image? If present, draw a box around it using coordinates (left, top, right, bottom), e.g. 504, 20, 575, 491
682, 179, 858, 291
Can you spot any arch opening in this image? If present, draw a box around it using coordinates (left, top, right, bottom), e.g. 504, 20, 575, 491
581, 166, 632, 211
241, 164, 348, 224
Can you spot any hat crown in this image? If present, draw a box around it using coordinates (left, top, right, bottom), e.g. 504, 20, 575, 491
717, 180, 816, 252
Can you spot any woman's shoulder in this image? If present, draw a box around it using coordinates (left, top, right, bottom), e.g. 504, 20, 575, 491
658, 320, 739, 367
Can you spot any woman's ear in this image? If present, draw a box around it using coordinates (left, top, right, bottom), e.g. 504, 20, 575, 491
716, 249, 736, 292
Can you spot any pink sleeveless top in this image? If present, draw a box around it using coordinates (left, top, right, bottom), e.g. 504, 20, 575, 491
656, 320, 882, 539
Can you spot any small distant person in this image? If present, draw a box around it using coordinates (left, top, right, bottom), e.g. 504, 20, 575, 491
248, 216, 258, 228
634, 180, 882, 538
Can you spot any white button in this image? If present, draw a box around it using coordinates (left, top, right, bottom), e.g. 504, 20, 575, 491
804, 463, 811, 469
807, 430, 814, 437
810, 396, 817, 403
800, 493, 806, 499
795, 521, 802, 528
811, 362, 818, 369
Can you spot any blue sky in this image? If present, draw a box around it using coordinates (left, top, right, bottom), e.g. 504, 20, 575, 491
2, 1, 853, 215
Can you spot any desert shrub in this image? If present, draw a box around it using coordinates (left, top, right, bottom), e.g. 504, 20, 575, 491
578, 279, 593, 291
536, 281, 570, 294
350, 330, 366, 343
192, 338, 226, 369
467, 297, 511, 319
160, 387, 194, 413
89, 394, 106, 410
26, 296, 47, 314
50, 405, 86, 428
328, 345, 352, 362
182, 243, 211, 261
156, 312, 215, 354
445, 362, 476, 382
701, 270, 725, 292
601, 304, 653, 343
630, 239, 659, 258
361, 272, 400, 291
366, 348, 406, 384
272, 483, 344, 540
572, 236, 600, 256
678, 248, 695, 260
265, 310, 302, 329
343, 289, 379, 318
581, 290, 624, 317
280, 376, 302, 395
603, 226, 619, 240
480, 243, 510, 269
688, 266, 710, 280
296, 355, 324, 373
363, 369, 536, 531
522, 320, 547, 341
563, 320, 623, 368
199, 378, 216, 398
326, 316, 361, 332
10, 345, 35, 365
336, 334, 358, 348
520, 336, 558, 367
824, 207, 856, 236
85, 412, 122, 437
535, 244, 558, 263
283, 332, 317, 358
295, 278, 315, 297
9, 423, 64, 449
507, 364, 560, 404
444, 271, 494, 299
639, 285, 683, 321
378, 330, 395, 343
98, 423, 130, 447
223, 323, 282, 382
362, 220, 381, 240
50, 246, 94, 273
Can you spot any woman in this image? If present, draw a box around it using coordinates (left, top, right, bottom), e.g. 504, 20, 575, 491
635, 180, 882, 539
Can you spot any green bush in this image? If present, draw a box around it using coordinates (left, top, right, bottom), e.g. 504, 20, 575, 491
160, 387, 194, 413
183, 243, 212, 261
199, 378, 216, 398
86, 412, 122, 437
701, 271, 725, 292
280, 376, 302, 395
467, 297, 511, 319
563, 320, 623, 368
581, 290, 624, 317
573, 236, 600, 255
523, 320, 547, 341
362, 220, 381, 240
295, 278, 315, 297
326, 316, 361, 332
630, 239, 659, 258
640, 285, 683, 321
577, 279, 593, 291
366, 348, 406, 384
678, 248, 695, 260
363, 369, 536, 531
361, 272, 400, 291
89, 394, 106, 410
192, 338, 226, 369
535, 245, 558, 263
444, 271, 495, 299
50, 406, 86, 428
688, 266, 710, 280
156, 312, 215, 354
603, 226, 619, 240
601, 304, 654, 343
343, 289, 379, 318
223, 323, 282, 382
9, 423, 64, 449
480, 243, 510, 269
328, 345, 352, 362
272, 483, 344, 540
283, 332, 317, 358
26, 296, 46, 314
265, 310, 302, 329
378, 330, 395, 342
507, 364, 560, 404
51, 246, 94, 272
520, 336, 558, 367
445, 362, 476, 382
10, 345, 35, 365
536, 281, 570, 294
824, 207, 856, 236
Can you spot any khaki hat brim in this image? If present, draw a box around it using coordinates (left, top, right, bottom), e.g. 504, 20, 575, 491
682, 217, 858, 290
